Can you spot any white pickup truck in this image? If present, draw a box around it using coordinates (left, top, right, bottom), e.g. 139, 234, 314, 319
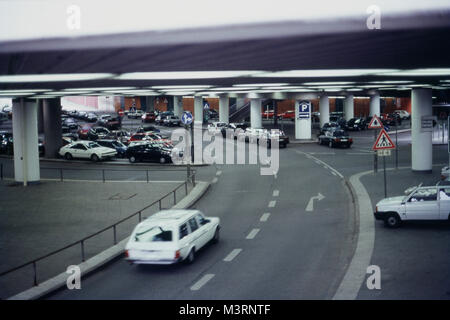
375, 184, 450, 227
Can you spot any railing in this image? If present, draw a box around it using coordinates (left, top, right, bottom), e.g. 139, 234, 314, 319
0, 170, 196, 295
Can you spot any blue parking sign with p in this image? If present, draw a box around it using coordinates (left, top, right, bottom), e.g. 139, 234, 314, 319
298, 101, 311, 119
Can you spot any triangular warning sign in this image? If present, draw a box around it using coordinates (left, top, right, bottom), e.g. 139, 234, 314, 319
368, 115, 383, 129
372, 129, 396, 150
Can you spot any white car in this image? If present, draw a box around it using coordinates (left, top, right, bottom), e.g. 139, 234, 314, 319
375, 185, 450, 227
238, 128, 268, 143
394, 110, 410, 120
59, 140, 117, 161
125, 209, 220, 264
207, 122, 227, 135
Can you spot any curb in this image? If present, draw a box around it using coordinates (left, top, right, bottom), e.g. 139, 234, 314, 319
7, 181, 210, 300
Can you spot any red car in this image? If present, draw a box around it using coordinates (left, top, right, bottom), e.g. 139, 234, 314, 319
142, 112, 156, 123
278, 110, 295, 120
262, 110, 275, 119
77, 125, 92, 140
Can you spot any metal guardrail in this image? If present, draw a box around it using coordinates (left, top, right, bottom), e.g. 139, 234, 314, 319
0, 171, 196, 288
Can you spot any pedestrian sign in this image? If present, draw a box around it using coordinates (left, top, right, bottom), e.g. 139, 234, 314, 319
372, 128, 396, 150
368, 115, 383, 129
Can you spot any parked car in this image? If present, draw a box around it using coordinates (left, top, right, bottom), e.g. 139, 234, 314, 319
62, 118, 79, 130
208, 122, 228, 135
102, 115, 121, 130
267, 129, 289, 148
262, 110, 275, 119
126, 142, 176, 164
96, 139, 128, 158
128, 109, 144, 119
155, 111, 174, 124
278, 110, 295, 121
318, 129, 353, 148
2, 106, 12, 119
375, 185, 450, 228
107, 129, 132, 145
346, 117, 367, 131
207, 109, 219, 120
86, 126, 111, 140
394, 110, 410, 120
62, 126, 79, 140
85, 112, 98, 122
0, 111, 8, 123
142, 112, 157, 123
220, 122, 249, 139
135, 125, 160, 133
59, 140, 117, 161
128, 132, 172, 147
239, 128, 268, 143
0, 131, 13, 154
320, 122, 340, 135
77, 125, 93, 140
125, 209, 220, 265
441, 166, 450, 181
163, 115, 181, 127
38, 139, 45, 156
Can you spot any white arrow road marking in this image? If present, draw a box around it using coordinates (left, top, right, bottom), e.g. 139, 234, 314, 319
191, 274, 215, 291
306, 193, 325, 212
223, 249, 242, 262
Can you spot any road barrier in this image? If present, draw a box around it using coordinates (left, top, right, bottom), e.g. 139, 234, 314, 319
0, 171, 196, 296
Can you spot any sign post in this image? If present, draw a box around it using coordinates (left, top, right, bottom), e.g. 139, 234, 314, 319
368, 115, 383, 173
181, 111, 194, 182
372, 128, 396, 198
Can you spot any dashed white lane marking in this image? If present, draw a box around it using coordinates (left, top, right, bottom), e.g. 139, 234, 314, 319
190, 274, 215, 291
331, 171, 337, 176
216, 170, 222, 176
268, 200, 276, 208
212, 177, 218, 183
272, 190, 279, 197
246, 228, 260, 239
314, 160, 322, 165
223, 249, 242, 262
260, 213, 271, 222
296, 150, 344, 179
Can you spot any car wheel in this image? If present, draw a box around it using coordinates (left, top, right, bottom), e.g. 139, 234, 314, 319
65, 153, 73, 160
160, 157, 166, 164
212, 227, 220, 244
129, 156, 136, 163
384, 213, 401, 228
185, 248, 195, 264
91, 154, 99, 162
328, 141, 333, 148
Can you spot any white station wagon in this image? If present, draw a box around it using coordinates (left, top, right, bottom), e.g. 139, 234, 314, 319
375, 185, 450, 227
125, 210, 220, 265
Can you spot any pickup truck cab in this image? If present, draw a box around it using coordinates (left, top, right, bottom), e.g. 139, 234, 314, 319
375, 185, 450, 227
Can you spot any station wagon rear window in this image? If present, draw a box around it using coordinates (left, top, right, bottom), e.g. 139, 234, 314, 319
134, 226, 173, 242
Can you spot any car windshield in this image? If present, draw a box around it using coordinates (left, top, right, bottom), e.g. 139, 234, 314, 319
111, 141, 124, 148
88, 142, 100, 148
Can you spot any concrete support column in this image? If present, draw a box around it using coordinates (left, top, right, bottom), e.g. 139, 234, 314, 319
219, 95, 229, 124
194, 96, 203, 124
43, 98, 62, 158
145, 96, 155, 111
173, 96, 183, 117
411, 88, 432, 172
12, 99, 40, 185
319, 94, 329, 128
369, 92, 380, 116
250, 98, 262, 128
344, 95, 354, 121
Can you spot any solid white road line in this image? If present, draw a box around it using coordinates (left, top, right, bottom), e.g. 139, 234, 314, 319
272, 190, 279, 197
297, 150, 344, 179
268, 200, 276, 208
223, 249, 242, 262
260, 213, 271, 222
246, 228, 260, 239
211, 177, 218, 183
216, 170, 222, 176
191, 274, 215, 291
346, 152, 373, 155
333, 169, 375, 300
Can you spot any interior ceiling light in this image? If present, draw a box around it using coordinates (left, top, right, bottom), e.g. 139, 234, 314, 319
439, 80, 450, 83
151, 85, 212, 89
34, 95, 64, 99
0, 73, 115, 83
252, 69, 398, 78
66, 87, 136, 91
0, 92, 35, 97
379, 69, 450, 76
212, 87, 258, 91
161, 91, 194, 96
367, 80, 414, 84
265, 86, 305, 90
280, 89, 315, 92
232, 83, 290, 87
407, 84, 432, 87
162, 88, 204, 92
345, 88, 363, 91
0, 89, 51, 93
116, 71, 261, 80
103, 89, 156, 94
45, 91, 94, 95
303, 81, 354, 85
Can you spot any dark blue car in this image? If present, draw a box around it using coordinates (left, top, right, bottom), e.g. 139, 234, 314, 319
96, 139, 128, 158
